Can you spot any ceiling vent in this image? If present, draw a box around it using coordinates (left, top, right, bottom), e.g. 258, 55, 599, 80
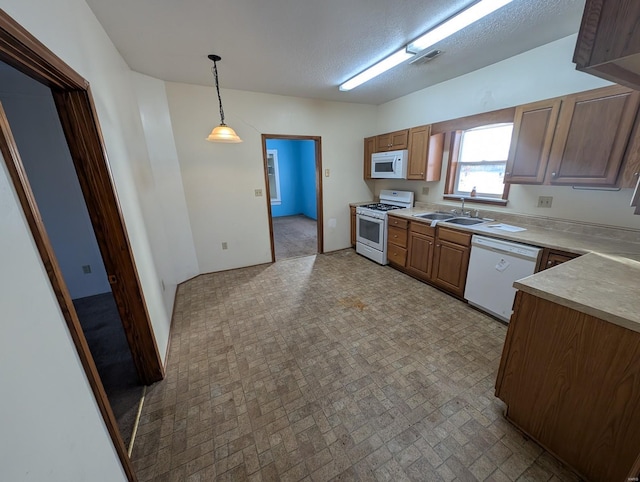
410, 49, 443, 65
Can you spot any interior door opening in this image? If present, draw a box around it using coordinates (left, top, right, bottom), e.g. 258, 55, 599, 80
0, 61, 143, 448
262, 135, 323, 261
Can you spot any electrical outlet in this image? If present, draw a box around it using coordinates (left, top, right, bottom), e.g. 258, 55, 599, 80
254, 189, 263, 197
421, 186, 430, 195
537, 196, 553, 208
82, 264, 91, 274
222, 242, 228, 250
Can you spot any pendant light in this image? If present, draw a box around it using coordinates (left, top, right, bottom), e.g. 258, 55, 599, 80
206, 54, 242, 143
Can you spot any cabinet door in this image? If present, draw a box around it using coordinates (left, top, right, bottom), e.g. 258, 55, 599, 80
364, 136, 375, 180
546, 85, 640, 186
432, 240, 470, 297
537, 248, 579, 271
376, 129, 409, 151
350, 206, 356, 246
406, 232, 434, 280
504, 99, 561, 184
407, 127, 444, 181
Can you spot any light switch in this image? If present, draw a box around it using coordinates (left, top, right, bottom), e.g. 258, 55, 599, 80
325, 169, 330, 177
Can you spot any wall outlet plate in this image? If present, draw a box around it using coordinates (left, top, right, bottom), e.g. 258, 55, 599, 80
82, 264, 91, 274
421, 186, 430, 195
537, 196, 553, 208
222, 242, 228, 250
255, 189, 263, 197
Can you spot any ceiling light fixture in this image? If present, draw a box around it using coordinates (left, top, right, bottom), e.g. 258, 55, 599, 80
339, 0, 514, 92
206, 54, 242, 143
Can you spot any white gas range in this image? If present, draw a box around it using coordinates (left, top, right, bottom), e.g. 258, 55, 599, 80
355, 190, 414, 265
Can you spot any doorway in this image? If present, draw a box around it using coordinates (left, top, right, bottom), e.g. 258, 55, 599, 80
0, 61, 143, 448
0, 10, 164, 481
262, 135, 323, 261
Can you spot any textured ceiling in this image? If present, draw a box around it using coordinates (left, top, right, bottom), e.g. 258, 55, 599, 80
84, 0, 586, 105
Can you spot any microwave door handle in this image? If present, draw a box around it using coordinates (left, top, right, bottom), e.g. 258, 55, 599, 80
393, 157, 397, 173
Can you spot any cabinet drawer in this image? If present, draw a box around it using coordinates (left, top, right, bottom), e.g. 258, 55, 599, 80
410, 222, 435, 237
387, 243, 407, 267
437, 227, 471, 247
388, 226, 408, 248
388, 216, 408, 229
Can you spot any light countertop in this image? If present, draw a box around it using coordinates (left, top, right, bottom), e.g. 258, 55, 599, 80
384, 206, 640, 332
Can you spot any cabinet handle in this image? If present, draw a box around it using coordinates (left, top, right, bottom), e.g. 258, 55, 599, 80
505, 172, 510, 176
551, 172, 557, 177
635, 172, 639, 177
394, 235, 398, 238
547, 260, 553, 265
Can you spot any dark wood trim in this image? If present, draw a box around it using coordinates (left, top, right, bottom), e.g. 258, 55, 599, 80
0, 9, 86, 89
0, 8, 168, 481
53, 89, 164, 384
432, 107, 515, 134
261, 135, 276, 262
261, 134, 324, 258
0, 104, 136, 482
444, 131, 462, 194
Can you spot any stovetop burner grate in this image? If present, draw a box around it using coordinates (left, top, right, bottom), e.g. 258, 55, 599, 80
361, 203, 401, 212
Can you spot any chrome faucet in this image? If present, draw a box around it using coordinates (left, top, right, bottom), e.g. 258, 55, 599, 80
451, 197, 472, 217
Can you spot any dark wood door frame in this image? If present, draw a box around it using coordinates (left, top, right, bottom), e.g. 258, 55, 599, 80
0, 9, 165, 481
261, 134, 324, 261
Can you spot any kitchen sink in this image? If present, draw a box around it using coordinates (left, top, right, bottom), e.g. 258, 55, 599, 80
445, 217, 490, 226
413, 212, 455, 221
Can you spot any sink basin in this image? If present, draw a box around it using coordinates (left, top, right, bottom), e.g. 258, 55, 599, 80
414, 212, 455, 221
445, 217, 489, 226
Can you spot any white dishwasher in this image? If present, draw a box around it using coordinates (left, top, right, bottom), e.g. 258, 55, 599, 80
464, 235, 541, 323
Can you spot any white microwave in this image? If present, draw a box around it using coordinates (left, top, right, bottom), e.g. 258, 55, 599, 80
371, 150, 408, 179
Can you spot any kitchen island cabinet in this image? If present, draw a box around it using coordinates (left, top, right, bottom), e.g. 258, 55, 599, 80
496, 253, 640, 482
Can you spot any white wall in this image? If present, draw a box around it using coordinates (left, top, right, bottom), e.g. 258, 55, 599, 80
165, 83, 377, 273
375, 35, 640, 230
0, 64, 111, 299
131, 72, 199, 315
0, 0, 181, 478
0, 150, 126, 481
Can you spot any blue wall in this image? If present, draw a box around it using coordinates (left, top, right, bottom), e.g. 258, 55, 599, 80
266, 139, 317, 219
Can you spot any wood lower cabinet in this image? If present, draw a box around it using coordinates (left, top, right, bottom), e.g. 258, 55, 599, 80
350, 206, 356, 247
406, 222, 435, 280
387, 215, 408, 267
504, 98, 561, 184
546, 85, 640, 186
537, 248, 580, 271
376, 129, 408, 151
432, 227, 471, 298
496, 290, 640, 482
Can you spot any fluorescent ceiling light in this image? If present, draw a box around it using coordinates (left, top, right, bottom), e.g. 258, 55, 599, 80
339, 0, 514, 91
339, 49, 414, 91
407, 0, 514, 53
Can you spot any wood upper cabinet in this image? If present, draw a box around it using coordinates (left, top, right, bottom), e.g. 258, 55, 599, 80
406, 222, 435, 280
432, 227, 471, 298
545, 85, 640, 186
376, 129, 409, 151
504, 98, 561, 184
574, 0, 640, 91
363, 136, 375, 180
407, 126, 444, 181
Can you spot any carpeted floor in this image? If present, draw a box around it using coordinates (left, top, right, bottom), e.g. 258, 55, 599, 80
73, 292, 144, 448
273, 214, 317, 260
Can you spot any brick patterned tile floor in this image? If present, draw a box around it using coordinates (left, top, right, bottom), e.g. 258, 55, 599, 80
131, 250, 579, 481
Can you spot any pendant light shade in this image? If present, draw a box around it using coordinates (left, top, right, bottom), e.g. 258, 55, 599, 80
206, 54, 242, 143
206, 125, 242, 143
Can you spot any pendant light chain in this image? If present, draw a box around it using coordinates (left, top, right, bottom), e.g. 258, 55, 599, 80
212, 62, 226, 126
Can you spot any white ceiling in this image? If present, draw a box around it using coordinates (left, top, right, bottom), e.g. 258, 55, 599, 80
84, 0, 586, 105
